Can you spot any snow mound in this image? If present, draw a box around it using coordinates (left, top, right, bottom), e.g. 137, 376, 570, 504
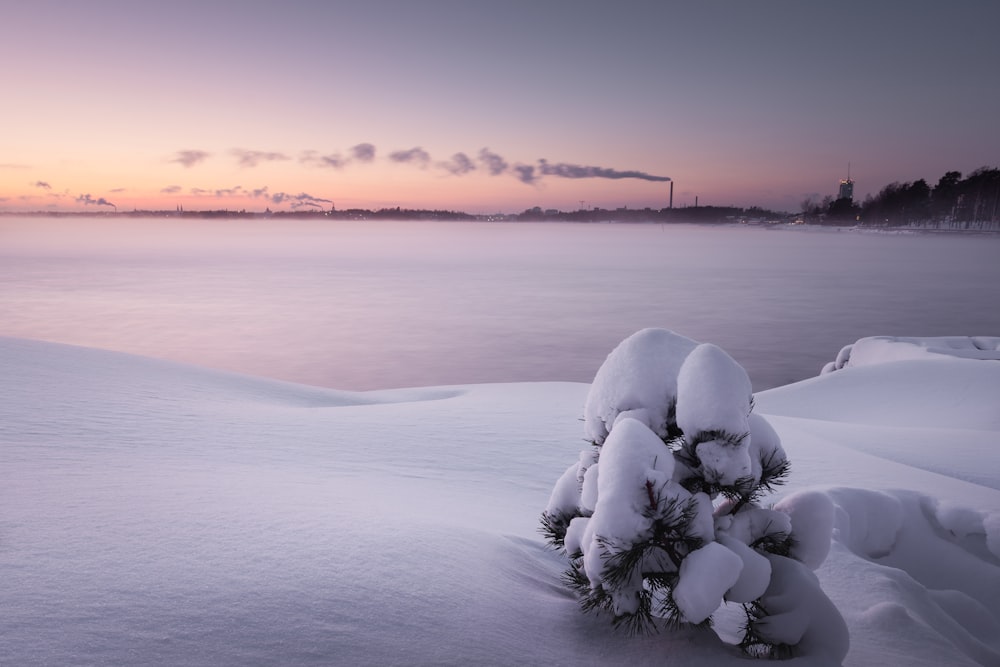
823, 488, 1000, 667
0, 336, 462, 409
757, 355, 1000, 431
821, 336, 1000, 374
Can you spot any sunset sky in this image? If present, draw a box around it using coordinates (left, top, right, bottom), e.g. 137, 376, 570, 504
3, 0, 999, 214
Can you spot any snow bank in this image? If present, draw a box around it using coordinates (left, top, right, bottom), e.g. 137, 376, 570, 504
3, 335, 1000, 666
821, 335, 1000, 374
758, 354, 1000, 431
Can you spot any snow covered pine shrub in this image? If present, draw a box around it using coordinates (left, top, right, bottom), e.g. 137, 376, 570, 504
541, 329, 848, 661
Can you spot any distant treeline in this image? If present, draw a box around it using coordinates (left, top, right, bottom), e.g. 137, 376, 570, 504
7, 167, 998, 228
6, 204, 789, 224
805, 167, 1000, 226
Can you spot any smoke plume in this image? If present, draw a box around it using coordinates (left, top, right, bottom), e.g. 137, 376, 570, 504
537, 159, 670, 182
76, 194, 116, 208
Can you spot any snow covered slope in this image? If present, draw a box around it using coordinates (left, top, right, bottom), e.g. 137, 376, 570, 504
2, 337, 999, 666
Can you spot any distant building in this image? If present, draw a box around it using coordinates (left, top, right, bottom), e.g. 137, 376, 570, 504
838, 178, 854, 201
838, 165, 854, 201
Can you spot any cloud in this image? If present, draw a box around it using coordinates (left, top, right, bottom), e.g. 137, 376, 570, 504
537, 159, 670, 182
389, 147, 431, 167
351, 143, 376, 162
170, 150, 211, 168
300, 150, 348, 169
110, 187, 126, 193
189, 185, 254, 199
513, 164, 537, 184
231, 149, 290, 168
478, 148, 509, 176
34, 181, 52, 189
301, 142, 377, 170
0, 163, 30, 169
76, 193, 116, 208
438, 152, 476, 176
161, 185, 182, 194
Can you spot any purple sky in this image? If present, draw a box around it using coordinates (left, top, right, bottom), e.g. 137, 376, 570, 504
3, 0, 999, 213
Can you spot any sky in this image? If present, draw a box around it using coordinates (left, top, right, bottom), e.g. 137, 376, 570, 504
3, 0, 1000, 214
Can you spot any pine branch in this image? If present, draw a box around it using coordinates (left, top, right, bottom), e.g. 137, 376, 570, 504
610, 592, 659, 637
561, 560, 592, 597
739, 601, 795, 659
751, 529, 794, 557
687, 428, 750, 449
757, 451, 791, 494
539, 509, 582, 549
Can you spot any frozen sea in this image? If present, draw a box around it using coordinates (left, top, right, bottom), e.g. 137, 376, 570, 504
2, 216, 999, 391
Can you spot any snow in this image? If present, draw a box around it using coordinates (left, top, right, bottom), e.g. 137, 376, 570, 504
3, 334, 1000, 665
583, 328, 698, 444
673, 542, 744, 624
754, 554, 850, 663
774, 490, 836, 570
577, 417, 683, 614
676, 343, 754, 486
716, 533, 771, 603
822, 335, 1000, 373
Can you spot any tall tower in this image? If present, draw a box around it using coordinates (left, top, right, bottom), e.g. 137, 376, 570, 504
838, 164, 854, 201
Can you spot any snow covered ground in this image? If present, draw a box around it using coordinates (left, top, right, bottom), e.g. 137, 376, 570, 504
2, 335, 999, 666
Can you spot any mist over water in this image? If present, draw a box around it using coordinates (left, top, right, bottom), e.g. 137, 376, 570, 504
2, 217, 999, 391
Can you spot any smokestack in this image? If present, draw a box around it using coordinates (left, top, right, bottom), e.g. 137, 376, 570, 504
669, 181, 674, 209
695, 195, 698, 208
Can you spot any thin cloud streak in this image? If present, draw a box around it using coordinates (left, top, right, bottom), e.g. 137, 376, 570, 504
34, 181, 52, 189
300, 150, 348, 169
301, 142, 377, 170
478, 148, 508, 176
231, 149, 290, 168
388, 147, 431, 167
438, 152, 476, 176
170, 150, 211, 168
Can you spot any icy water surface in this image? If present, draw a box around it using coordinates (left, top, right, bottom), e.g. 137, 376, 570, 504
2, 217, 999, 391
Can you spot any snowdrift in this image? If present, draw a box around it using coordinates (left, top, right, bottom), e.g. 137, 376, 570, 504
2, 336, 999, 666
822, 335, 1000, 374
